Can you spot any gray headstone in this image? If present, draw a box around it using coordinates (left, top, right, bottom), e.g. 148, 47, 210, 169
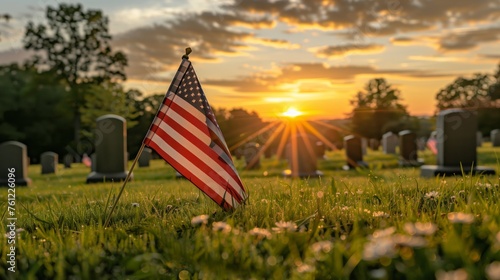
0, 141, 31, 186
492, 129, 500, 147
421, 109, 495, 177
382, 132, 398, 154
476, 131, 483, 147
63, 154, 72, 169
41, 152, 58, 174
369, 138, 380, 151
86, 114, 132, 183
244, 142, 261, 169
343, 135, 368, 170
283, 134, 322, 178
398, 131, 423, 167
138, 148, 152, 167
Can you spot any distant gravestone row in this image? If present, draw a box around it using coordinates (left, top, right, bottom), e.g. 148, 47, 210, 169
421, 109, 495, 177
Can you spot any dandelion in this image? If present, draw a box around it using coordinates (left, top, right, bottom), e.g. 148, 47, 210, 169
435, 268, 468, 280
272, 221, 297, 232
212, 221, 231, 233
248, 227, 272, 239
373, 211, 390, 218
311, 240, 333, 254
447, 212, 474, 224
425, 191, 439, 200
486, 261, 500, 280
191, 214, 209, 226
131, 203, 139, 207
404, 222, 437, 236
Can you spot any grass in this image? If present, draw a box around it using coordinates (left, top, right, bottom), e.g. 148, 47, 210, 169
1, 145, 499, 279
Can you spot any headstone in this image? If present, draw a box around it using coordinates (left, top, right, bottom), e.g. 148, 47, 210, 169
91, 153, 96, 172
361, 138, 368, 155
492, 129, 500, 147
369, 138, 380, 151
0, 141, 31, 186
314, 141, 326, 159
343, 135, 368, 170
382, 132, 398, 154
283, 134, 323, 178
398, 131, 423, 167
476, 131, 483, 147
421, 109, 495, 177
244, 142, 261, 169
41, 151, 58, 174
63, 154, 72, 168
138, 148, 152, 167
86, 114, 132, 183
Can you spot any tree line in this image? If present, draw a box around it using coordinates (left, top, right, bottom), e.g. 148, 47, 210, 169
0, 4, 498, 162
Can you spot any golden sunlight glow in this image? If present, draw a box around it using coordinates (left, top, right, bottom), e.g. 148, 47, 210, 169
282, 107, 303, 118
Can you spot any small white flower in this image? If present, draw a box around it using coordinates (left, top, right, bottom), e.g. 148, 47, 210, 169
311, 240, 333, 254
486, 261, 500, 280
191, 214, 209, 226
363, 238, 397, 261
372, 211, 390, 218
248, 227, 272, 239
297, 263, 314, 273
447, 212, 474, 224
404, 222, 438, 236
435, 268, 468, 280
356, 189, 364, 194
371, 227, 396, 239
393, 234, 427, 248
425, 191, 439, 200
212, 221, 231, 233
272, 221, 297, 232
131, 203, 139, 207
341, 206, 350, 211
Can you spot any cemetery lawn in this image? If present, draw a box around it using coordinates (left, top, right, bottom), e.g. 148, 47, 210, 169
1, 146, 499, 279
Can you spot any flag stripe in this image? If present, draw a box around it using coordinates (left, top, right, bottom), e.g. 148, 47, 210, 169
151, 110, 245, 201
148, 134, 238, 208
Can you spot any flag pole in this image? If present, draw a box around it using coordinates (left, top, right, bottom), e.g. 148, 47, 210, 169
104, 143, 146, 227
104, 48, 193, 227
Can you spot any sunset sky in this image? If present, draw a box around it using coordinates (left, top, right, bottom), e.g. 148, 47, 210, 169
1, 0, 499, 120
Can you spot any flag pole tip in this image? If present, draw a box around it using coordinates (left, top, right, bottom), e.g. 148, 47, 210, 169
182, 47, 192, 59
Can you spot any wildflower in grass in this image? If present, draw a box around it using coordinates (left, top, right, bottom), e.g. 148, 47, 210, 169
311, 240, 333, 254
296, 263, 314, 273
272, 221, 297, 232
212, 221, 231, 233
248, 227, 272, 239
372, 211, 390, 218
364, 209, 371, 214
425, 191, 439, 200
404, 222, 438, 236
131, 203, 139, 207
486, 261, 500, 280
371, 227, 396, 239
447, 212, 474, 224
363, 237, 397, 261
191, 214, 209, 226
435, 268, 468, 280
476, 182, 493, 190
317, 191, 324, 198
393, 234, 427, 248
357, 189, 364, 194
341, 206, 350, 211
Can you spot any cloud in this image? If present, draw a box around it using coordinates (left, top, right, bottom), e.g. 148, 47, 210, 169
246, 37, 300, 49
204, 62, 455, 93
311, 43, 385, 58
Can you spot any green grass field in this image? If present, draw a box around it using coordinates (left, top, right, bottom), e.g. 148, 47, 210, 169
1, 145, 499, 279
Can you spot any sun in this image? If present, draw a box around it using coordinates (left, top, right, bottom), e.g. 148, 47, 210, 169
282, 107, 303, 118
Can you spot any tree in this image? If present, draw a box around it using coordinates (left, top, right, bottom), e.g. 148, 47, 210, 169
23, 4, 128, 148
350, 78, 409, 139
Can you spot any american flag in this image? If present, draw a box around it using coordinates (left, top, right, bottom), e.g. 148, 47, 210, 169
143, 59, 247, 210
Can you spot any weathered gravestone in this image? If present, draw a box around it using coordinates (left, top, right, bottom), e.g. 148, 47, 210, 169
63, 154, 72, 169
314, 141, 326, 159
398, 131, 423, 167
283, 134, 323, 178
87, 114, 132, 183
421, 109, 495, 177
492, 129, 500, 147
343, 135, 368, 170
41, 152, 58, 174
244, 142, 261, 169
361, 138, 368, 155
476, 131, 483, 147
138, 148, 152, 167
0, 141, 31, 186
369, 138, 380, 151
382, 132, 398, 154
